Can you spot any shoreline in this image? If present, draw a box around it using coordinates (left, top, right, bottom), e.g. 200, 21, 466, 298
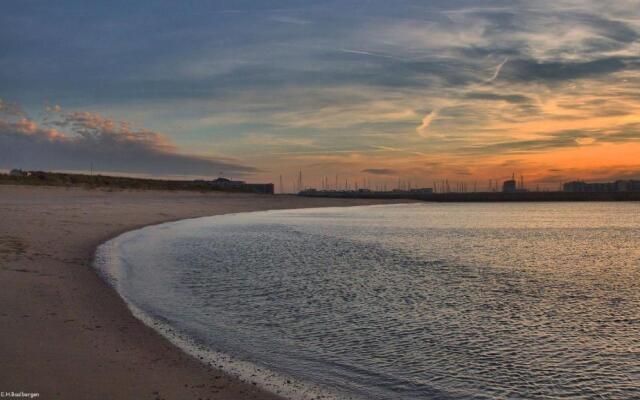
94, 205, 405, 400
0, 185, 409, 399
95, 221, 322, 400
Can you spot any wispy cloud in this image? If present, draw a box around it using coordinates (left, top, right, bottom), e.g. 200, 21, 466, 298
2, 1, 640, 185
362, 168, 397, 176
484, 57, 509, 83
416, 110, 438, 138
268, 15, 312, 25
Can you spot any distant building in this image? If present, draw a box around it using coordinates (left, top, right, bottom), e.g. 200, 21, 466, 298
9, 169, 28, 177
615, 180, 640, 192
563, 180, 618, 193
562, 179, 640, 193
562, 181, 586, 192
502, 178, 517, 193
210, 177, 274, 194
410, 188, 433, 194
210, 177, 246, 189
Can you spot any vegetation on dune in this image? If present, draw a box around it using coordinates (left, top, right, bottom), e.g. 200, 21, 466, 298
0, 171, 241, 192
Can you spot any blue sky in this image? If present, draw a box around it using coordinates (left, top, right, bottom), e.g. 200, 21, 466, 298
2, 1, 640, 188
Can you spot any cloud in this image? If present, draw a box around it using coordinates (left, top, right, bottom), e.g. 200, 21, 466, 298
339, 48, 407, 61
484, 57, 509, 83
500, 57, 635, 83
268, 15, 312, 25
465, 91, 532, 104
362, 168, 397, 175
0, 103, 255, 177
244, 134, 316, 147
416, 110, 438, 137
462, 124, 640, 155
3, 1, 640, 185
575, 137, 596, 145
0, 99, 26, 117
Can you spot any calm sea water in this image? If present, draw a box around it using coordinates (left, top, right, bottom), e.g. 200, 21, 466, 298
96, 203, 640, 399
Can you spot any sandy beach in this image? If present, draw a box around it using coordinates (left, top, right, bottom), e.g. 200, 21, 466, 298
0, 185, 406, 400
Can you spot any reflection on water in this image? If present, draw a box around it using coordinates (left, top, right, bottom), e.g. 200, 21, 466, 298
98, 203, 640, 399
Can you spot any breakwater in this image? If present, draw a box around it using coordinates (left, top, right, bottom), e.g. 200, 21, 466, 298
299, 190, 640, 202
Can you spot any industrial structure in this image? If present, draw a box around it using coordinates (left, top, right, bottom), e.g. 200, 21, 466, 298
502, 178, 517, 193
502, 173, 527, 193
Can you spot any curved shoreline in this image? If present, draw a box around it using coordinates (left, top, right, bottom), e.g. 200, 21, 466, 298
0, 185, 410, 399
92, 210, 355, 400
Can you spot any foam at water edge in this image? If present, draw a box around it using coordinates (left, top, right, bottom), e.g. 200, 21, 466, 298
93, 225, 354, 400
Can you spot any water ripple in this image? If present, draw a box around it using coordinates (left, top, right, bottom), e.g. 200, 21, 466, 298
97, 203, 640, 399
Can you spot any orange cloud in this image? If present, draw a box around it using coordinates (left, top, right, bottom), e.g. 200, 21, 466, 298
0, 102, 255, 177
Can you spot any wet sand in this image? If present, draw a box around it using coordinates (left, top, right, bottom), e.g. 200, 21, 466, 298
0, 185, 406, 400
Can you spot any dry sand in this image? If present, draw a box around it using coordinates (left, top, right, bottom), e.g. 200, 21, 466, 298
0, 185, 407, 400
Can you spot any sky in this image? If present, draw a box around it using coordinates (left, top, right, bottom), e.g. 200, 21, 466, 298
2, 0, 640, 191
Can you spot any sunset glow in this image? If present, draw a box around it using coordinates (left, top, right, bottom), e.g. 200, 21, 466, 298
2, 1, 639, 189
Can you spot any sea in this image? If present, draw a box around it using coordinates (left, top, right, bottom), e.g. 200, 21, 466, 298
94, 203, 640, 399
